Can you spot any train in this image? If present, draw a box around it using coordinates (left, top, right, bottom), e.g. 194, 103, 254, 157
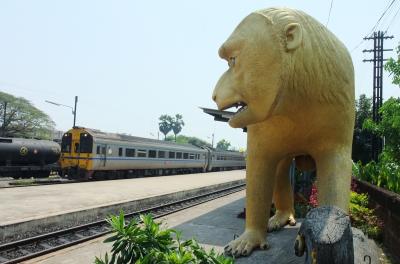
0, 137, 61, 178
60, 127, 246, 180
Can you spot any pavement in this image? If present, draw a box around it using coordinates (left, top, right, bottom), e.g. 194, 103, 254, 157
0, 170, 245, 242
23, 188, 382, 264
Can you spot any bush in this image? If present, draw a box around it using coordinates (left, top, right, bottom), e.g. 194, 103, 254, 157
349, 192, 383, 240
354, 154, 400, 194
293, 180, 383, 240
94, 212, 233, 264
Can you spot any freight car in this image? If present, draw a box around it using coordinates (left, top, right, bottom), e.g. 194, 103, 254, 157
60, 127, 246, 180
0, 137, 61, 178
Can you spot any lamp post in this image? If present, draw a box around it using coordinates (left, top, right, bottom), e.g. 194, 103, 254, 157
45, 96, 78, 128
207, 133, 215, 148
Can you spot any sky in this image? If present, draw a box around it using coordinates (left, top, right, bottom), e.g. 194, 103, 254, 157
0, 0, 400, 150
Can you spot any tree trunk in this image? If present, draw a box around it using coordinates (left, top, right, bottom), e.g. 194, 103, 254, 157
294, 206, 354, 264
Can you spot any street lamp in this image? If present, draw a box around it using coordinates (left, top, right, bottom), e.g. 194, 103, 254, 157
45, 96, 78, 128
207, 133, 215, 148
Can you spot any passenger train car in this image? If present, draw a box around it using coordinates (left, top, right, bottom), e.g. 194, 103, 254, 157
60, 127, 246, 180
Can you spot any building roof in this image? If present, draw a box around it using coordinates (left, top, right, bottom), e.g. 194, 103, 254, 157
200, 107, 247, 132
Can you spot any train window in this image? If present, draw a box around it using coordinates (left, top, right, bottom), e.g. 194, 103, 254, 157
137, 149, 147, 157
96, 146, 100, 154
149, 150, 156, 158
176, 152, 182, 159
158, 151, 165, 158
119, 148, 123, 157
61, 133, 72, 153
189, 154, 195, 159
80, 133, 93, 153
169, 152, 175, 159
126, 148, 135, 157
183, 153, 189, 159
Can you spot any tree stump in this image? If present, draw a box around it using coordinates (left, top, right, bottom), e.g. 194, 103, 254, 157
294, 206, 354, 264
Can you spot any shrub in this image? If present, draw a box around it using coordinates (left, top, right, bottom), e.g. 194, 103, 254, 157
355, 154, 400, 194
349, 192, 383, 240
94, 212, 233, 264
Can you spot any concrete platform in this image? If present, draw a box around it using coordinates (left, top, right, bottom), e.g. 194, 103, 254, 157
0, 170, 245, 242
23, 190, 381, 264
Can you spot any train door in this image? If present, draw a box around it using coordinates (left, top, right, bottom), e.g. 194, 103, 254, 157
99, 144, 107, 167
206, 149, 212, 171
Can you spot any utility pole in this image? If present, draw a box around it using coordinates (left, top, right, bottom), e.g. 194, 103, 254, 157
73, 96, 78, 128
363, 31, 394, 161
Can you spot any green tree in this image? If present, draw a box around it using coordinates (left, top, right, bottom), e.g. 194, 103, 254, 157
385, 43, 400, 86
216, 139, 231, 150
0, 91, 55, 139
171, 114, 185, 142
166, 134, 211, 148
158, 114, 173, 140
352, 94, 373, 164
363, 97, 400, 162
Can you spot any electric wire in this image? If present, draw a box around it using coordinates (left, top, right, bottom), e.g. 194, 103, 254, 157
326, 0, 334, 27
367, 0, 397, 36
385, 4, 400, 33
351, 0, 398, 53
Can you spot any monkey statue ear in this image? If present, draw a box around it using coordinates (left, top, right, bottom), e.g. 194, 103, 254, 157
284, 23, 302, 51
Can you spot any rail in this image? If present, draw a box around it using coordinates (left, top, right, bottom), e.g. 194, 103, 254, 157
0, 183, 245, 264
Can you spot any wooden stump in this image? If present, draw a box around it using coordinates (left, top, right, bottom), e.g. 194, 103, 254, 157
294, 206, 354, 264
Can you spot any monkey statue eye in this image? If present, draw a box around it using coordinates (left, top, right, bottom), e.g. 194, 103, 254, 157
228, 57, 236, 67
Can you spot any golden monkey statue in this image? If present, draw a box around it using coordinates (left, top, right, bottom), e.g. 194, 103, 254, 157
212, 7, 354, 257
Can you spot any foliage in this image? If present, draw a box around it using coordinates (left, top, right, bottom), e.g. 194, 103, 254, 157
0, 91, 55, 139
216, 139, 231, 150
171, 114, 185, 142
94, 212, 233, 264
166, 135, 211, 148
363, 97, 400, 162
385, 43, 400, 86
357, 97, 400, 193
308, 183, 318, 208
159, 114, 185, 141
352, 94, 373, 164
349, 191, 383, 240
293, 180, 383, 240
353, 154, 400, 194
159, 115, 173, 140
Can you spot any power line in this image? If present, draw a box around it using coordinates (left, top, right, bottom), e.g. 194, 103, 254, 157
368, 0, 397, 36
385, 4, 400, 32
326, 0, 334, 27
351, 0, 398, 53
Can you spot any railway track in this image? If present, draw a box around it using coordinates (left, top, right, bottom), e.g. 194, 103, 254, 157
0, 183, 245, 264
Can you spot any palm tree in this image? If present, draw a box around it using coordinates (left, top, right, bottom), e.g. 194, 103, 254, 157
171, 114, 185, 142
158, 115, 173, 140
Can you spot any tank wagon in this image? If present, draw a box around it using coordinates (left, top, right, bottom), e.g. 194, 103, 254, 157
60, 127, 246, 180
0, 137, 61, 178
